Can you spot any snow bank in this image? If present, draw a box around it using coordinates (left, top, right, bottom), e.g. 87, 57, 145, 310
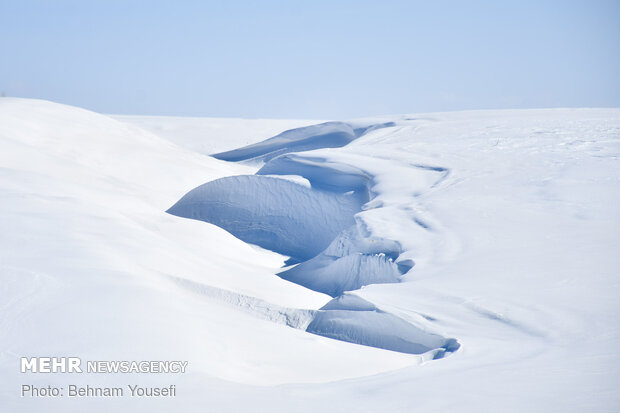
308, 310, 457, 357
213, 121, 395, 162
167, 175, 363, 261
7, 98, 619, 410
281, 251, 401, 297
169, 148, 415, 296
308, 294, 459, 357
279, 225, 405, 296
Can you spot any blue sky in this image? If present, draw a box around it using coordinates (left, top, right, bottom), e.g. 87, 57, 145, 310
1, 0, 619, 118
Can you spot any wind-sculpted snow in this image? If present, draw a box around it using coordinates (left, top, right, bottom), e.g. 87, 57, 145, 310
167, 175, 363, 261
280, 250, 401, 297
170, 272, 457, 357
258, 154, 372, 201
169, 150, 412, 297
308, 294, 459, 357
7, 100, 620, 410
279, 226, 404, 296
213, 121, 395, 162
168, 274, 316, 330
170, 264, 458, 357
319, 293, 379, 311
256, 153, 414, 296
168, 119, 461, 357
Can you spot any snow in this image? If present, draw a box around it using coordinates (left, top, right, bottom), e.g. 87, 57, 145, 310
2, 98, 620, 412
277, 226, 404, 296
167, 175, 362, 261
110, 114, 323, 156
212, 121, 396, 162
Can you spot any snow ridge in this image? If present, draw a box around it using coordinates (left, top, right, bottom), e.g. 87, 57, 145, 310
212, 121, 395, 162
166, 274, 315, 329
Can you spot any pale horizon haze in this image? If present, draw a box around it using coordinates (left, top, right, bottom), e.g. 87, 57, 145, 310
1, 0, 619, 118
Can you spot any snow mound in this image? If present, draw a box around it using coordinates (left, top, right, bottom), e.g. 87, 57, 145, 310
167, 175, 363, 261
308, 294, 459, 357
279, 226, 405, 296
281, 251, 401, 297
213, 121, 395, 162
319, 293, 378, 311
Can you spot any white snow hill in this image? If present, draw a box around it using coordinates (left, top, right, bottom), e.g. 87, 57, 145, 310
1, 98, 619, 412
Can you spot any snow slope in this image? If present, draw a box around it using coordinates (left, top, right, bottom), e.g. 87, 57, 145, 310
2, 98, 620, 412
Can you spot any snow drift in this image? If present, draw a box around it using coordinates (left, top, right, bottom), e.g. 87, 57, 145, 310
168, 118, 460, 357
258, 153, 372, 201
5, 98, 620, 412
167, 147, 415, 297
278, 225, 405, 296
308, 294, 459, 357
167, 175, 363, 261
212, 120, 395, 162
